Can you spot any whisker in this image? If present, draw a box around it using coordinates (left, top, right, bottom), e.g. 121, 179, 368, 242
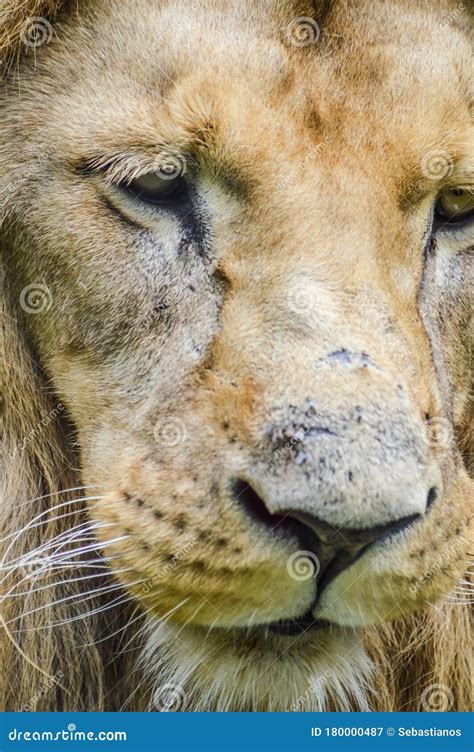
1, 521, 115, 571
120, 597, 193, 711
47, 594, 142, 629
2, 567, 136, 599
82, 607, 147, 649
4, 576, 145, 624
125, 598, 190, 653
9, 593, 140, 633
0, 497, 102, 555
171, 601, 205, 642
15, 485, 98, 509
1, 533, 129, 589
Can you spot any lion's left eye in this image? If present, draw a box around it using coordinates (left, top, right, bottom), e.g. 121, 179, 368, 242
122, 173, 188, 206
434, 188, 474, 223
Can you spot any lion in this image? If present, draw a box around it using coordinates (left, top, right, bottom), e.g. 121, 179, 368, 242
0, 0, 472, 713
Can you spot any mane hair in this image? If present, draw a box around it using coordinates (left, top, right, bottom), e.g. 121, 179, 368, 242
0, 271, 141, 711
0, 0, 65, 73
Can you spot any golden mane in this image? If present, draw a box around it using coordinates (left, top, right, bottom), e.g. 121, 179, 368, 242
0, 1, 61, 68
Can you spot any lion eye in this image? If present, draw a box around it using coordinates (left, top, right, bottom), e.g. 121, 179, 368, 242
122, 172, 188, 205
434, 188, 474, 223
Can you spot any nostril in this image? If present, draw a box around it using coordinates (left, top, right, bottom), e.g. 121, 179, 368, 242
427, 486, 439, 508
231, 479, 312, 544
232, 479, 277, 529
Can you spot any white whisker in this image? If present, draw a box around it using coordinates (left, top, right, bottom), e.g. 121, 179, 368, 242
81, 608, 147, 649
1, 521, 115, 572
0, 533, 129, 589
15, 485, 98, 509
4, 576, 146, 624
9, 593, 140, 633
2, 567, 136, 599
0, 497, 102, 558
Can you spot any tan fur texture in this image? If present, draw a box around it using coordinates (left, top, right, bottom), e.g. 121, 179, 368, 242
0, 0, 472, 712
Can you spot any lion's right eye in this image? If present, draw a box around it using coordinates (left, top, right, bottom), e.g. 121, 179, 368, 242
121, 172, 189, 207
434, 188, 474, 224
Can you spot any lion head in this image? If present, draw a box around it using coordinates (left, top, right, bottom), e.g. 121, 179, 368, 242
1, 0, 472, 712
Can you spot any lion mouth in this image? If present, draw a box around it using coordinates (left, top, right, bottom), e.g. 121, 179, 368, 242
266, 612, 331, 637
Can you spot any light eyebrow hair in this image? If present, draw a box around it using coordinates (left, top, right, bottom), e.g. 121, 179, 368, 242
74, 140, 253, 200
75, 149, 192, 185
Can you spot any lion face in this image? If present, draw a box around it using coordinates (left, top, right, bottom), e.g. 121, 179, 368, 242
2, 0, 472, 709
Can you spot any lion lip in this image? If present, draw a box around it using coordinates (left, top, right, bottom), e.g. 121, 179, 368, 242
267, 612, 331, 637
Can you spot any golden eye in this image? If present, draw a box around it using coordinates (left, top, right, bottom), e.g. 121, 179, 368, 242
434, 188, 474, 223
123, 172, 188, 205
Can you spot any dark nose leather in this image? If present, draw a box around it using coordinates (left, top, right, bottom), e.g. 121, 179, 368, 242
232, 479, 427, 592
287, 509, 421, 591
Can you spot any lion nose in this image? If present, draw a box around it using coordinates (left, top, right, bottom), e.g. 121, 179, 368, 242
232, 479, 436, 591
246, 389, 442, 530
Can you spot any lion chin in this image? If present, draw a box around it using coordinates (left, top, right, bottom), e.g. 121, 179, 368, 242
0, 0, 473, 713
